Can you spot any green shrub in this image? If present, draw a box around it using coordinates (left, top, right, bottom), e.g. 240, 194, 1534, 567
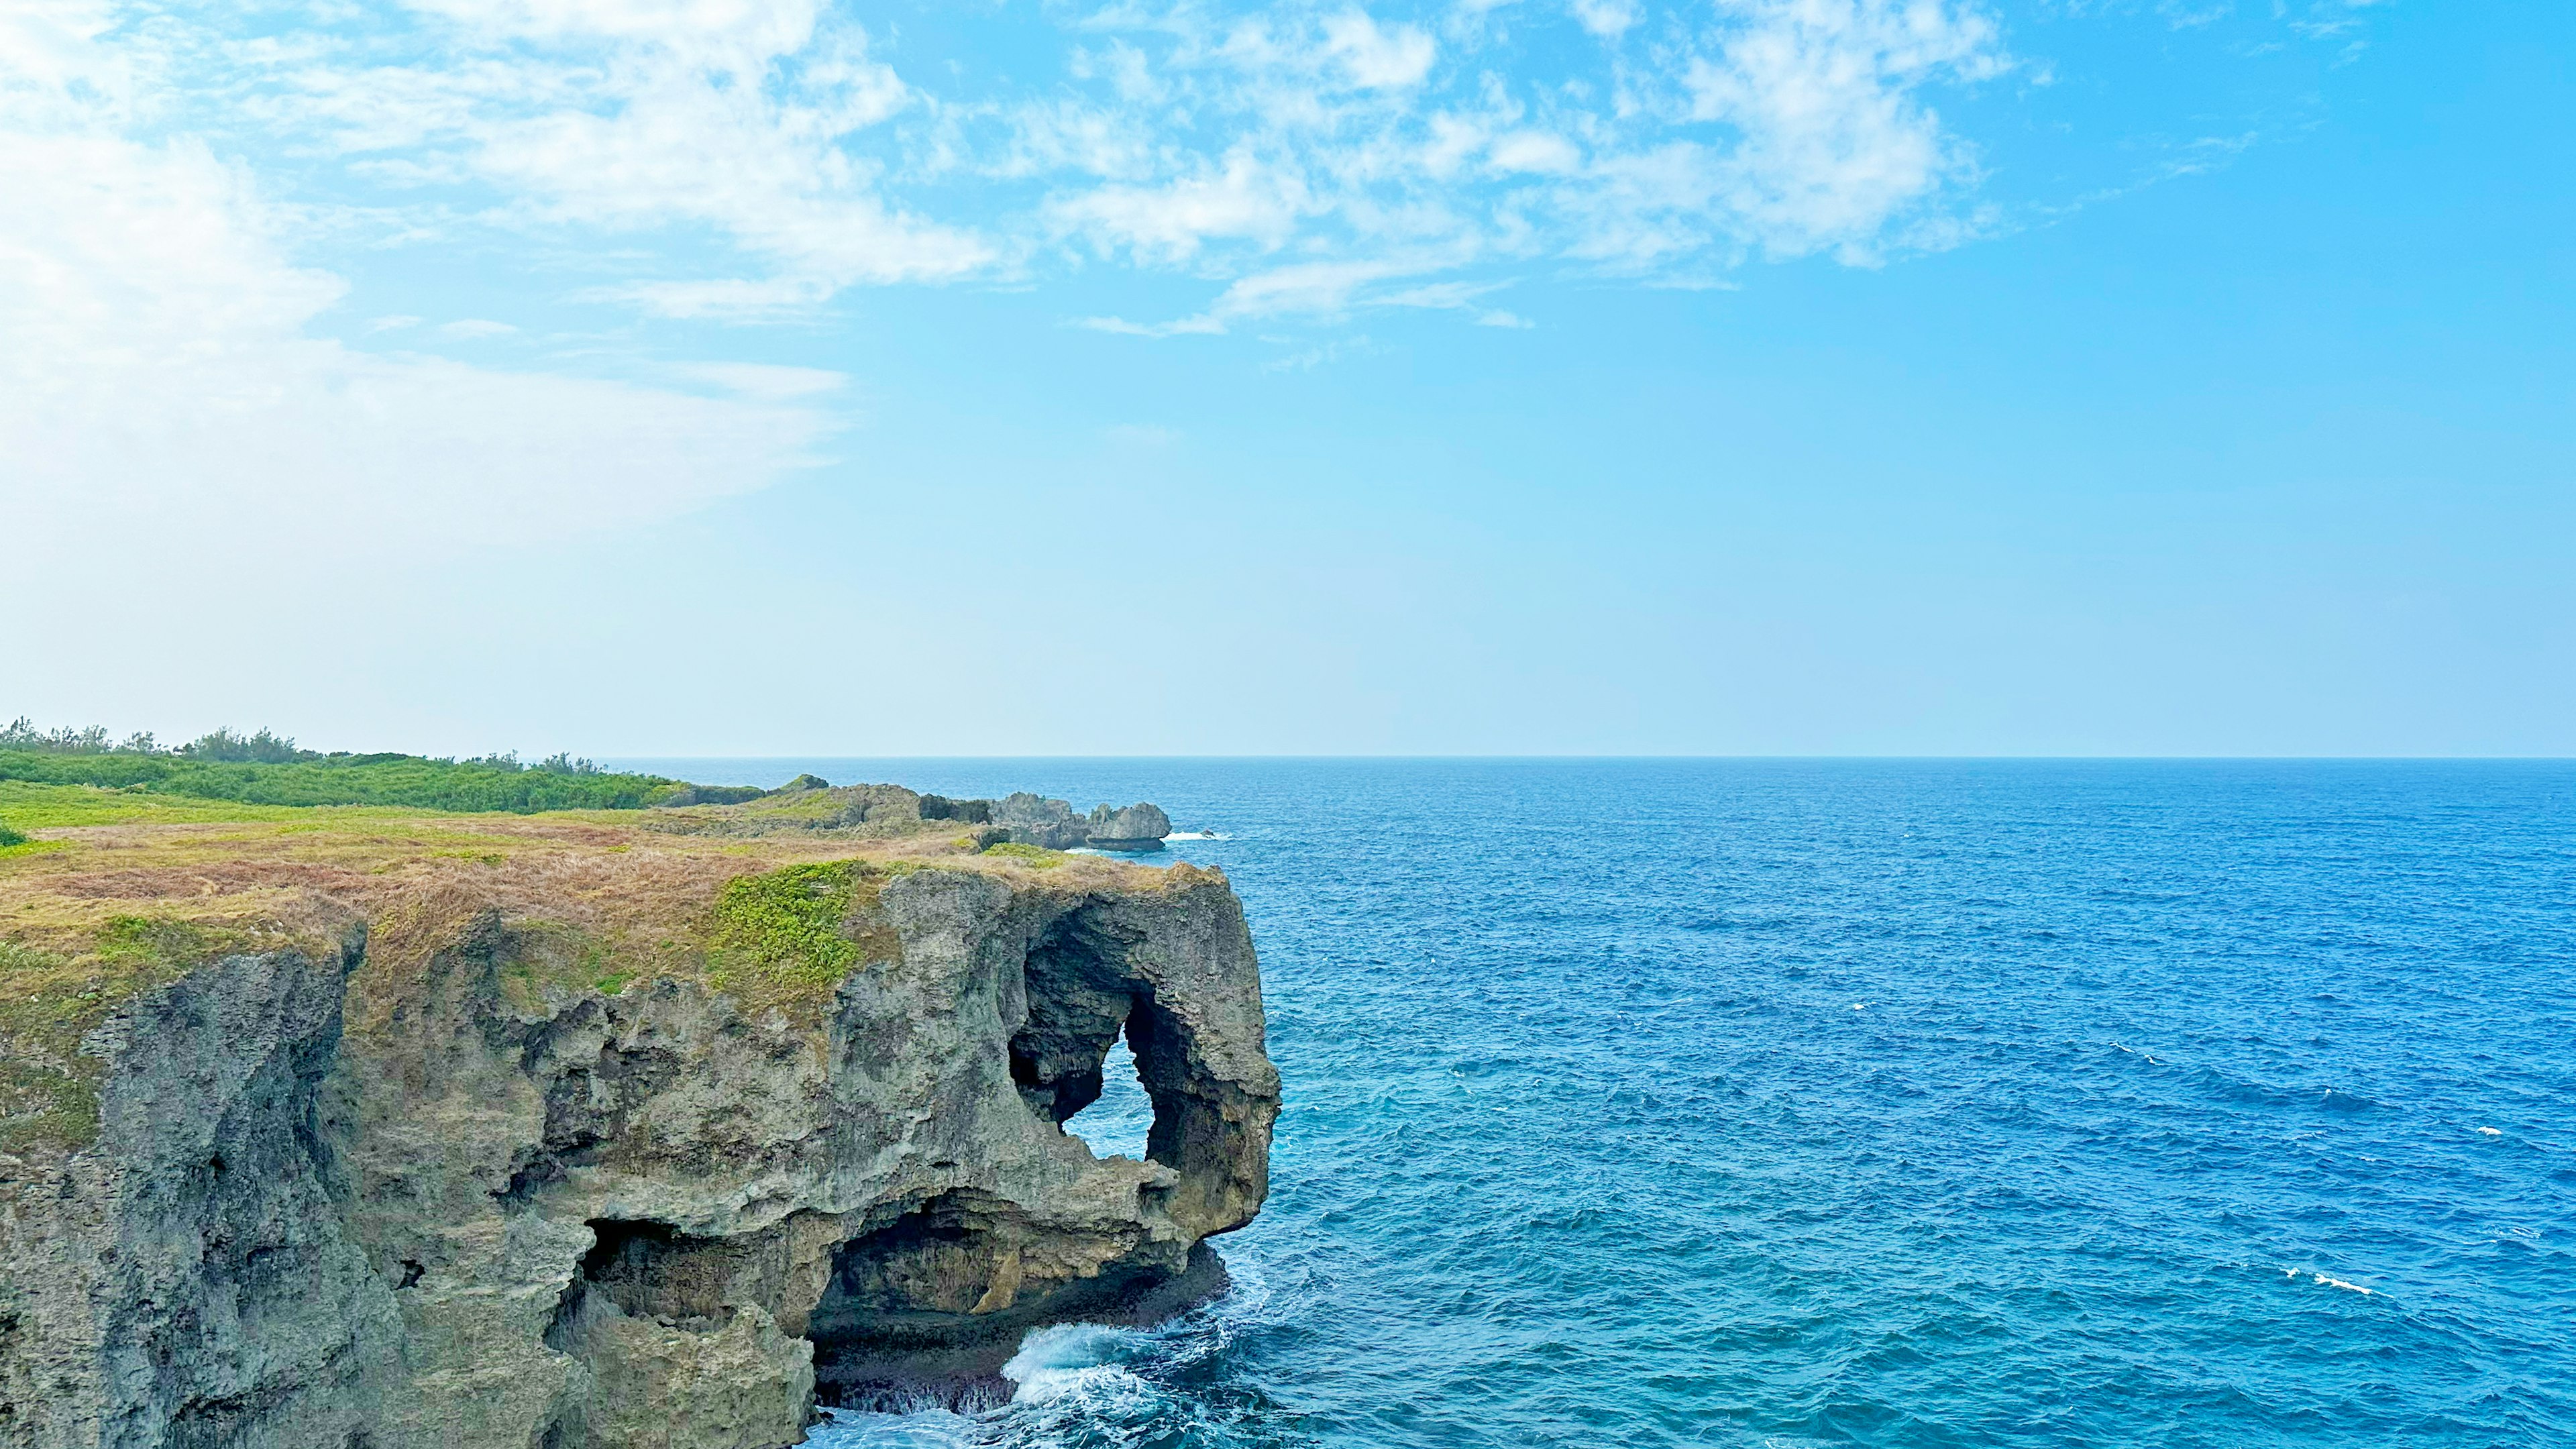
704, 861, 902, 1016
710, 862, 865, 981
178, 727, 307, 763
0, 820, 24, 847
0, 749, 679, 814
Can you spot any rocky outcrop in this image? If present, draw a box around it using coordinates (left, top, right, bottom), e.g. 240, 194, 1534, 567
1084, 804, 1172, 852
651, 785, 766, 808
0, 934, 400, 1449
0, 862, 1277, 1448
651, 786, 1175, 856
987, 794, 1087, 850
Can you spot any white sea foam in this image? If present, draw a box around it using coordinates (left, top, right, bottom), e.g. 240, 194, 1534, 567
802, 1323, 1169, 1446
1002, 1322, 1150, 1405
2313, 1273, 2373, 1295
804, 1407, 980, 1448
2477, 1126, 2503, 1136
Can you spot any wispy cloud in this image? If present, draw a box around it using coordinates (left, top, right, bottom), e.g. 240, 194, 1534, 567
0, 15, 836, 560
1020, 0, 2024, 330
1078, 251, 1493, 335
38, 0, 2043, 332
1, 0, 2389, 383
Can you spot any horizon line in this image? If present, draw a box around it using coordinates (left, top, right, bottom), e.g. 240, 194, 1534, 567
593, 753, 2576, 763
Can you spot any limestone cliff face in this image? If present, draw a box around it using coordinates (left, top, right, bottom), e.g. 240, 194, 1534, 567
0, 863, 1278, 1449
0, 938, 399, 1448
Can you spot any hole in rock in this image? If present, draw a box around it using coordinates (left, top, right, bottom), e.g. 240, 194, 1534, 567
547, 1218, 760, 1342
1068, 1036, 1155, 1162
1006, 915, 1203, 1169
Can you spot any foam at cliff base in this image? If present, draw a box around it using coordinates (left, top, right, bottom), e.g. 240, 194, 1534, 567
810, 1323, 1171, 1448
805, 1407, 978, 1449
1001, 1323, 1154, 1405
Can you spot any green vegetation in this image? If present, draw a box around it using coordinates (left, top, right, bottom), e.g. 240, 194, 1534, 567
173, 726, 307, 763
0, 916, 271, 1150
704, 860, 903, 1017
0, 716, 659, 813
0, 749, 677, 814
0, 820, 24, 847
3, 718, 297, 761
490, 922, 651, 1012
0, 780, 422, 829
979, 841, 1065, 868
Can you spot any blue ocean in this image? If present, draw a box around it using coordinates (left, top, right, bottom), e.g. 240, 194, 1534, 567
610, 759, 2576, 1448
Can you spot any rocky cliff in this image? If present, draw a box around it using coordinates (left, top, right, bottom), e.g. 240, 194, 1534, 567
0, 792, 1277, 1448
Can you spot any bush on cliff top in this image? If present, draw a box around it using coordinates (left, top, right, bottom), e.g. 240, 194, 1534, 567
704, 860, 906, 1020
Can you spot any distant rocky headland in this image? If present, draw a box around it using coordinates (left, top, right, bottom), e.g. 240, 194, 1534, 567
656, 776, 1177, 853
0, 738, 1273, 1448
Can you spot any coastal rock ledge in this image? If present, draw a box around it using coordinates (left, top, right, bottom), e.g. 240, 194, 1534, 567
0, 820, 1278, 1448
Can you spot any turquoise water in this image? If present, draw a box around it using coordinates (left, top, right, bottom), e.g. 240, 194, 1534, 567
614, 760, 2576, 1448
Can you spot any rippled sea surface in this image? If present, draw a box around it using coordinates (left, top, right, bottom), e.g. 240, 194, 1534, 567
613, 759, 2576, 1449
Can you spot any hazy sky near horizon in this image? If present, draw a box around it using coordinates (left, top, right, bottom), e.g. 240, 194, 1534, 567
5, 0, 2569, 757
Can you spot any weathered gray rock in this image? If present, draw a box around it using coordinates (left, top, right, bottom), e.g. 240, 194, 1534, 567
1085, 803, 1172, 851
653, 786, 767, 808
0, 932, 400, 1449
0, 864, 1278, 1448
991, 794, 1088, 850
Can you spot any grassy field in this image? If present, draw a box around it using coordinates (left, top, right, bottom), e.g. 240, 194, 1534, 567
0, 780, 1128, 1149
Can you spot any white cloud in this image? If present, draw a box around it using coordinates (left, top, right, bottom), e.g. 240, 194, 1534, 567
676, 361, 849, 400
1489, 129, 1582, 174
437, 317, 518, 338
0, 42, 834, 565
1049, 150, 1316, 263
1081, 252, 1490, 335
406, 0, 833, 57
1321, 11, 1440, 89
1026, 0, 2014, 328
12, 0, 2041, 365
1569, 0, 1643, 39
594, 276, 833, 320
252, 1, 991, 310
1684, 0, 2007, 256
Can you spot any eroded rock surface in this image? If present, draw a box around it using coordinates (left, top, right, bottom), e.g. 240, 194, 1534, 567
1084, 804, 1173, 851
0, 861, 1277, 1449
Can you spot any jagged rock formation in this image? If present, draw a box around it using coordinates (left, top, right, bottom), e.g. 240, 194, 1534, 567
988, 793, 1088, 850
650, 784, 1171, 854
1084, 804, 1173, 852
0, 818, 1275, 1448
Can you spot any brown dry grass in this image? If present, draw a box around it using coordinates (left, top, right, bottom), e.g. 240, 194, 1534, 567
0, 784, 1192, 1149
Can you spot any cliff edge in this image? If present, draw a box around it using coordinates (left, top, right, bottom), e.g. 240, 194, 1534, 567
0, 785, 1278, 1448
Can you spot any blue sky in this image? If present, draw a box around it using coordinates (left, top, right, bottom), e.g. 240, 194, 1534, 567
5, 0, 2569, 756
